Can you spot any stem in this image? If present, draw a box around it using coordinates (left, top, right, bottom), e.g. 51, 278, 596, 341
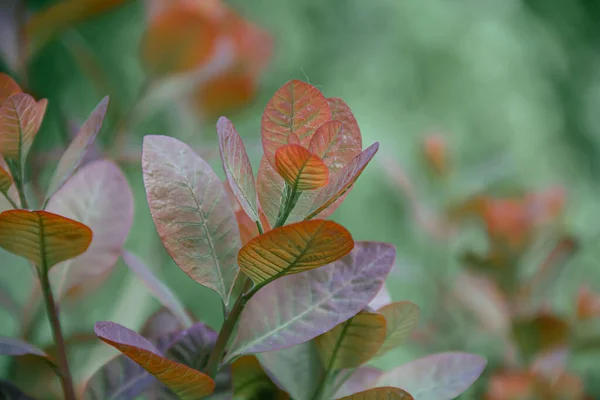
1, 191, 19, 209
274, 184, 301, 228
38, 268, 76, 400
312, 319, 352, 400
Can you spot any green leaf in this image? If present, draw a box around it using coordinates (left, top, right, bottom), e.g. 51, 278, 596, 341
374, 302, 420, 358
0, 379, 36, 399
232, 356, 281, 400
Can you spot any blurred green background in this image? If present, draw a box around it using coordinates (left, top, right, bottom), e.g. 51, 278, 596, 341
2, 0, 600, 398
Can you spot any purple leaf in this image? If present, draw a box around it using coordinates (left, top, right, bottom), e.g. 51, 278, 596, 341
142, 135, 241, 307
375, 352, 487, 400
334, 367, 383, 398
44, 96, 109, 204
95, 321, 162, 355
163, 322, 218, 371
225, 242, 396, 361
140, 308, 186, 349
0, 336, 50, 361
47, 160, 133, 299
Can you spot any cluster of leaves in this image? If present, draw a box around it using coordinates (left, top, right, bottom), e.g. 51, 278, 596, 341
386, 134, 600, 399
0, 76, 486, 399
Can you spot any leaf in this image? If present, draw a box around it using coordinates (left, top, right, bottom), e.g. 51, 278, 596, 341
338, 387, 414, 400
142, 135, 241, 307
334, 367, 383, 398
141, 307, 186, 347
94, 321, 215, 399
375, 352, 487, 400
44, 96, 109, 203
83, 354, 157, 400
0, 209, 92, 268
0, 165, 12, 194
369, 285, 391, 310
274, 145, 329, 191
374, 302, 420, 358
217, 116, 259, 222
46, 160, 133, 298
316, 311, 386, 371
163, 322, 218, 371
307, 120, 345, 171
0, 337, 51, 362
237, 219, 354, 286
122, 250, 193, 328
305, 143, 379, 220
226, 242, 396, 360
258, 341, 324, 400
261, 80, 331, 166
326, 98, 363, 172
0, 73, 21, 103
0, 379, 36, 400
0, 93, 47, 167
232, 356, 281, 399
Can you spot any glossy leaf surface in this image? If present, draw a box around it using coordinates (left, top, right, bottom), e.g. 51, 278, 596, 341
47, 160, 133, 298
375, 302, 420, 358
338, 387, 413, 400
94, 321, 215, 399
227, 242, 395, 360
217, 116, 259, 222
0, 210, 92, 268
261, 80, 331, 166
238, 219, 354, 286
142, 135, 241, 306
274, 144, 329, 190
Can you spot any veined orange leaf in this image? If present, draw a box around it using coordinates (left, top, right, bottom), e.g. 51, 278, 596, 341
274, 144, 329, 191
0, 166, 12, 194
338, 387, 414, 400
288, 132, 301, 145
217, 116, 259, 222
316, 311, 386, 371
375, 302, 420, 358
94, 321, 215, 399
305, 143, 379, 220
308, 120, 342, 165
0, 73, 21, 103
0, 93, 47, 167
261, 80, 331, 166
0, 210, 92, 268
238, 219, 353, 286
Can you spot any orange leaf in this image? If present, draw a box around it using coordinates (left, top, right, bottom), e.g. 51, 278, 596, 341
0, 210, 92, 268
576, 285, 600, 320
196, 71, 256, 119
308, 120, 342, 165
95, 321, 215, 399
422, 133, 448, 176
274, 144, 329, 191
0, 73, 21, 104
238, 219, 354, 286
0, 166, 12, 194
338, 387, 414, 400
326, 98, 363, 172
261, 80, 331, 166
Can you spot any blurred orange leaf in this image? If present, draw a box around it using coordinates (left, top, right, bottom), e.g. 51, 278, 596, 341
0, 73, 21, 103
485, 372, 547, 400
275, 144, 329, 191
238, 219, 354, 286
576, 285, 600, 320
0, 210, 92, 268
338, 387, 413, 400
422, 133, 448, 176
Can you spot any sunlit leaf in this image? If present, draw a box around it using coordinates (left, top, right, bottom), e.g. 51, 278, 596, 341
226, 242, 395, 360
217, 116, 259, 222
0, 93, 47, 167
375, 352, 487, 400
305, 143, 379, 220
233, 356, 282, 399
334, 367, 383, 398
338, 387, 413, 400
47, 160, 133, 298
0, 73, 21, 103
83, 354, 157, 400
326, 98, 362, 172
261, 80, 331, 166
258, 341, 324, 400
0, 337, 51, 363
317, 311, 386, 371
94, 321, 215, 399
0, 210, 92, 268
238, 219, 354, 286
122, 251, 192, 329
45, 96, 109, 203
0, 166, 12, 194
143, 135, 241, 307
0, 379, 36, 399
374, 302, 420, 358
274, 145, 329, 191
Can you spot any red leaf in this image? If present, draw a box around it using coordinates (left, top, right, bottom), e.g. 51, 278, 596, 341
326, 98, 362, 171
0, 73, 21, 104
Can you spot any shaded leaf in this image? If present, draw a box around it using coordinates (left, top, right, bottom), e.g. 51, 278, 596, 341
233, 356, 282, 399
338, 387, 413, 400
217, 116, 259, 222
0, 73, 21, 103
375, 352, 487, 400
122, 250, 192, 328
226, 242, 395, 360
47, 160, 133, 298
237, 219, 354, 286
0, 379, 36, 400
141, 307, 186, 347
305, 143, 379, 220
45, 96, 109, 203
258, 341, 324, 400
335, 367, 383, 398
0, 165, 12, 194
0, 337, 50, 362
94, 321, 215, 399
261, 80, 331, 166
142, 135, 241, 307
0, 93, 47, 167
83, 354, 157, 400
0, 209, 92, 268
274, 145, 329, 191
375, 302, 420, 358
164, 322, 218, 371
316, 311, 386, 370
